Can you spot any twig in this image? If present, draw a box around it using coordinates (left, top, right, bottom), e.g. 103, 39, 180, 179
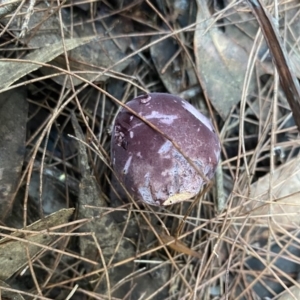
19, 0, 36, 37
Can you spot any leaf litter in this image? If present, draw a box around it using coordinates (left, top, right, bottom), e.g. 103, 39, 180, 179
194, 0, 258, 120
1, 0, 300, 299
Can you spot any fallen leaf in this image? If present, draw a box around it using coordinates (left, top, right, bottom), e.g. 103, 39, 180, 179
151, 35, 185, 95
243, 156, 300, 226
246, 0, 300, 131
151, 34, 198, 95
1, 1, 132, 87
0, 87, 27, 221
223, 0, 263, 55
41, 8, 132, 87
0, 208, 74, 280
194, 0, 257, 119
0, 37, 94, 91
71, 114, 137, 298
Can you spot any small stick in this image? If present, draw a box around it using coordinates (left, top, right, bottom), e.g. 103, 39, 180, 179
19, 0, 36, 37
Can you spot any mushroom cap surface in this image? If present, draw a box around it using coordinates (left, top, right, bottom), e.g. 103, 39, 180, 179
111, 93, 221, 206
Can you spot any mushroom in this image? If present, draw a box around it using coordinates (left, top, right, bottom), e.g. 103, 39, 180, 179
111, 93, 221, 206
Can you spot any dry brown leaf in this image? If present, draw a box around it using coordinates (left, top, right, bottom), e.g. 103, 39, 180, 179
0, 208, 74, 280
243, 156, 300, 226
194, 0, 257, 119
0, 37, 94, 91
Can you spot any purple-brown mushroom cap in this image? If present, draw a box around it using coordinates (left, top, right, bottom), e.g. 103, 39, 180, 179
111, 93, 221, 206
